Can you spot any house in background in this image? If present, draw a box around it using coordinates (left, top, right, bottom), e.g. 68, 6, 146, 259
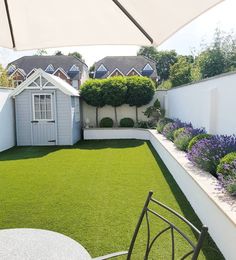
7, 55, 88, 89
11, 69, 81, 146
93, 56, 157, 82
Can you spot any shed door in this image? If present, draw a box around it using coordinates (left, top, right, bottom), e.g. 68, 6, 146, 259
31, 93, 57, 145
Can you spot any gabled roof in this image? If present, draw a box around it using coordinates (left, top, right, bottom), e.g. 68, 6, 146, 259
8, 55, 87, 80
11, 69, 79, 97
94, 56, 157, 78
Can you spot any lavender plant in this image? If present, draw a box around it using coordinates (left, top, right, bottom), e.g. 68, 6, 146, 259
162, 119, 192, 141
187, 135, 236, 175
156, 118, 173, 133
174, 127, 206, 151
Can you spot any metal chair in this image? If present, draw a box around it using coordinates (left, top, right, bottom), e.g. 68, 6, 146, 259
93, 191, 208, 260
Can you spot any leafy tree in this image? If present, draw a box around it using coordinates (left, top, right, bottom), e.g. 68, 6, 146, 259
89, 64, 95, 78
194, 29, 236, 79
126, 76, 155, 122
80, 79, 105, 127
195, 48, 226, 78
102, 77, 127, 126
138, 47, 178, 82
35, 49, 47, 56
169, 57, 192, 87
0, 64, 12, 87
55, 50, 63, 56
137, 46, 157, 61
68, 52, 83, 61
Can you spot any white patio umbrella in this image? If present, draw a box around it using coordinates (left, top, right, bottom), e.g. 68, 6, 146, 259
1, 0, 223, 50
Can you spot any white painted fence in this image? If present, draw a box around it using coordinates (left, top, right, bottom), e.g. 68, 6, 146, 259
164, 71, 236, 135
0, 88, 15, 152
84, 128, 236, 260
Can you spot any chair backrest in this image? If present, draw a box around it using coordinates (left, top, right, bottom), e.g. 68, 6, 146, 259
127, 191, 208, 260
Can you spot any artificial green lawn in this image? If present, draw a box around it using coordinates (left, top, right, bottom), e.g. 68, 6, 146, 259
0, 140, 223, 259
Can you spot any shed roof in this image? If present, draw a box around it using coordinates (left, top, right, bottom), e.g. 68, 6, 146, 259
11, 69, 79, 97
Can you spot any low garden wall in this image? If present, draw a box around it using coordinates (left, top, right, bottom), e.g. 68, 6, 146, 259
84, 128, 236, 260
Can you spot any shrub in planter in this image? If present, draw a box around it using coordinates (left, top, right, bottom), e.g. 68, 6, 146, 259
174, 127, 206, 151
187, 135, 236, 175
188, 133, 212, 151
162, 120, 192, 141
120, 118, 134, 127
217, 152, 236, 177
217, 152, 236, 196
156, 118, 174, 133
99, 117, 113, 128
137, 120, 156, 129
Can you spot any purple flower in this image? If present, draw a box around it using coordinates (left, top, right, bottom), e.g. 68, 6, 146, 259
187, 135, 236, 175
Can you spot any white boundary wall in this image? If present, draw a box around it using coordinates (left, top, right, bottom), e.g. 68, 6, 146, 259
0, 88, 15, 152
84, 128, 236, 260
82, 92, 165, 127
165, 72, 236, 135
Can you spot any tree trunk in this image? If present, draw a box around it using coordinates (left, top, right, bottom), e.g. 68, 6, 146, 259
114, 107, 118, 127
96, 107, 98, 127
135, 106, 138, 123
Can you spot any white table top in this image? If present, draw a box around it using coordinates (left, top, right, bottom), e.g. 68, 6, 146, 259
0, 228, 92, 260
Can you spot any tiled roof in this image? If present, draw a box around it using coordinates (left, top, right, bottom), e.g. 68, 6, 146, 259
94, 56, 157, 78
8, 55, 87, 80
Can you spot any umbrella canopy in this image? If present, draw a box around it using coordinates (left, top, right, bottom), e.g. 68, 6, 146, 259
1, 0, 223, 50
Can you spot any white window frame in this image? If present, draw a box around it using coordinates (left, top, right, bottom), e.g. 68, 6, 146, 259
143, 63, 153, 71
32, 93, 53, 121
69, 64, 80, 72
45, 64, 54, 72
97, 64, 107, 72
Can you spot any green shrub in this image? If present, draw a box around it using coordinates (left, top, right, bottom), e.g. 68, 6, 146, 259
217, 152, 236, 177
187, 134, 212, 151
156, 118, 173, 133
99, 117, 113, 128
173, 128, 185, 140
120, 118, 134, 127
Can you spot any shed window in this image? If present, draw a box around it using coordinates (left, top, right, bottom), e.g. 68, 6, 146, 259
33, 94, 52, 120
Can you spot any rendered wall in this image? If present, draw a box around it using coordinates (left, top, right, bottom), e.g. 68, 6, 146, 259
0, 88, 15, 152
165, 72, 236, 135
82, 92, 164, 127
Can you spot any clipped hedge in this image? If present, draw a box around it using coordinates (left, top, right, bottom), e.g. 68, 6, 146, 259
99, 117, 113, 128
120, 118, 134, 127
217, 152, 236, 177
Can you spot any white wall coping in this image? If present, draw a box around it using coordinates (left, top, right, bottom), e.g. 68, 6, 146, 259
148, 130, 236, 225
84, 128, 236, 259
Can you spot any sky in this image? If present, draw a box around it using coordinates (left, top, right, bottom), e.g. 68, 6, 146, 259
0, 0, 236, 68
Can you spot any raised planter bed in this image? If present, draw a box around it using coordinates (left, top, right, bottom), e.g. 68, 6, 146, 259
84, 128, 236, 260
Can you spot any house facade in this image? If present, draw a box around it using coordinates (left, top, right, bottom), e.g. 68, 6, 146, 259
11, 69, 81, 146
93, 56, 157, 81
7, 55, 88, 89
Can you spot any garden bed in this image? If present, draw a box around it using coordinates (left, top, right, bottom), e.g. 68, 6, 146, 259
84, 128, 236, 260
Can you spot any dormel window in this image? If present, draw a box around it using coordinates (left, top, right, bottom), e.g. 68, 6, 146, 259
45, 64, 54, 73
97, 64, 107, 72
7, 65, 16, 74
143, 63, 153, 71
70, 64, 80, 72
33, 94, 53, 120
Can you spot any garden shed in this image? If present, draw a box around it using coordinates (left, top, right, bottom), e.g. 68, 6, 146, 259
11, 69, 81, 146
